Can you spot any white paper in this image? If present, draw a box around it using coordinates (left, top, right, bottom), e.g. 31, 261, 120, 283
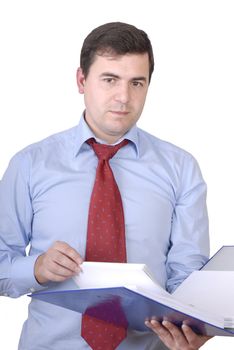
202, 246, 234, 271
73, 262, 166, 295
173, 271, 234, 320
131, 285, 223, 328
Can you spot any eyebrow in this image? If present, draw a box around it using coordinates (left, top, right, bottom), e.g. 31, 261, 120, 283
100, 72, 147, 82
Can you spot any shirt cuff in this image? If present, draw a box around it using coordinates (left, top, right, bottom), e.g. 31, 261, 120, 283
11, 254, 47, 296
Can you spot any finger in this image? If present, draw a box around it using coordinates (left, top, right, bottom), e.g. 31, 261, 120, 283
42, 268, 75, 282
145, 319, 162, 332
182, 324, 212, 346
145, 319, 173, 343
162, 321, 188, 347
51, 250, 81, 274
181, 324, 198, 343
53, 241, 83, 265
48, 264, 77, 278
34, 242, 83, 284
34, 253, 74, 284
39, 253, 80, 282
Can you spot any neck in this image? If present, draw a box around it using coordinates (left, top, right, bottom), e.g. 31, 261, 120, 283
84, 114, 125, 145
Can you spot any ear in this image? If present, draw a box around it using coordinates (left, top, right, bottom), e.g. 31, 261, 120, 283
76, 68, 85, 94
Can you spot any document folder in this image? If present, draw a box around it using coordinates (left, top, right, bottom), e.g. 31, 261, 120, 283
30, 247, 234, 337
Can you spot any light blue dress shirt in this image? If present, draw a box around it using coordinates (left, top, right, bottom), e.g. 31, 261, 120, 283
0, 115, 209, 350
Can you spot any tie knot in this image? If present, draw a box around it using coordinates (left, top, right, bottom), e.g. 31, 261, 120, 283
87, 138, 129, 161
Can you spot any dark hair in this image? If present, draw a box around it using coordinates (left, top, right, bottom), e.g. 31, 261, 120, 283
80, 22, 154, 83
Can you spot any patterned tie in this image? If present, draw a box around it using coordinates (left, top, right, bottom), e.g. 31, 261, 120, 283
81, 137, 129, 350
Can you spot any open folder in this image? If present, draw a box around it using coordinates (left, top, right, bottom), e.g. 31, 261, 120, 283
30, 246, 234, 336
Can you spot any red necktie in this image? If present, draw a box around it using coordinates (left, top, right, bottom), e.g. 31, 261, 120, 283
81, 138, 129, 350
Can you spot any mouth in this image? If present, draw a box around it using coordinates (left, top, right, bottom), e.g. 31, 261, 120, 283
109, 110, 129, 116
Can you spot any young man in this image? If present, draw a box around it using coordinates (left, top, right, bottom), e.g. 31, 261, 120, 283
0, 22, 210, 349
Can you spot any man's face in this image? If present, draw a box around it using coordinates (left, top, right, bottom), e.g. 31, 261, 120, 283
77, 53, 150, 143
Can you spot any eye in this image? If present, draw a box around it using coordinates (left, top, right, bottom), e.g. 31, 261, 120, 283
103, 77, 116, 84
132, 81, 144, 87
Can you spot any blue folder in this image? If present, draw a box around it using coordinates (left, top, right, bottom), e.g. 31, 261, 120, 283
30, 276, 234, 337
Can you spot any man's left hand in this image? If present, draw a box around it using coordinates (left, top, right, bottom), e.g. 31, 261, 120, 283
145, 319, 212, 350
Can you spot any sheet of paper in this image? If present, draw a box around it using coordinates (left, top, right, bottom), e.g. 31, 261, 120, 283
202, 246, 234, 271
130, 285, 223, 328
73, 262, 167, 296
173, 271, 234, 319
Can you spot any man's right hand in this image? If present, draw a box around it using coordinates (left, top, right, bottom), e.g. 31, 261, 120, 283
34, 241, 83, 284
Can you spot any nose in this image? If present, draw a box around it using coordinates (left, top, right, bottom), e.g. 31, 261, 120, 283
114, 82, 130, 104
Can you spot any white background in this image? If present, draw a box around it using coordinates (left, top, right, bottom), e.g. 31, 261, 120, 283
0, 0, 234, 348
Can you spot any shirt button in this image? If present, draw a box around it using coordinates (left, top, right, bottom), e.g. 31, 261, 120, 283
30, 287, 36, 293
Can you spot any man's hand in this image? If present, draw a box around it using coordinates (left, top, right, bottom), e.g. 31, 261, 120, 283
34, 241, 83, 284
145, 319, 212, 350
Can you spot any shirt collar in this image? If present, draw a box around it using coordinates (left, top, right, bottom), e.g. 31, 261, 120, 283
73, 113, 140, 158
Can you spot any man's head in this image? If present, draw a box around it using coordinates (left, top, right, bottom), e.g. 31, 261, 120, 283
80, 22, 154, 83
77, 22, 154, 144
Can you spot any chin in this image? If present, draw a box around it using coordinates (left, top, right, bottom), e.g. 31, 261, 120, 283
107, 124, 128, 135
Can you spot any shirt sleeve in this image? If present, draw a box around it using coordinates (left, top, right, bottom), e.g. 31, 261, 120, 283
166, 154, 209, 293
0, 151, 44, 297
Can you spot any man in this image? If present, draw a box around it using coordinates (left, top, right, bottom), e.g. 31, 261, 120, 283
0, 22, 210, 349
